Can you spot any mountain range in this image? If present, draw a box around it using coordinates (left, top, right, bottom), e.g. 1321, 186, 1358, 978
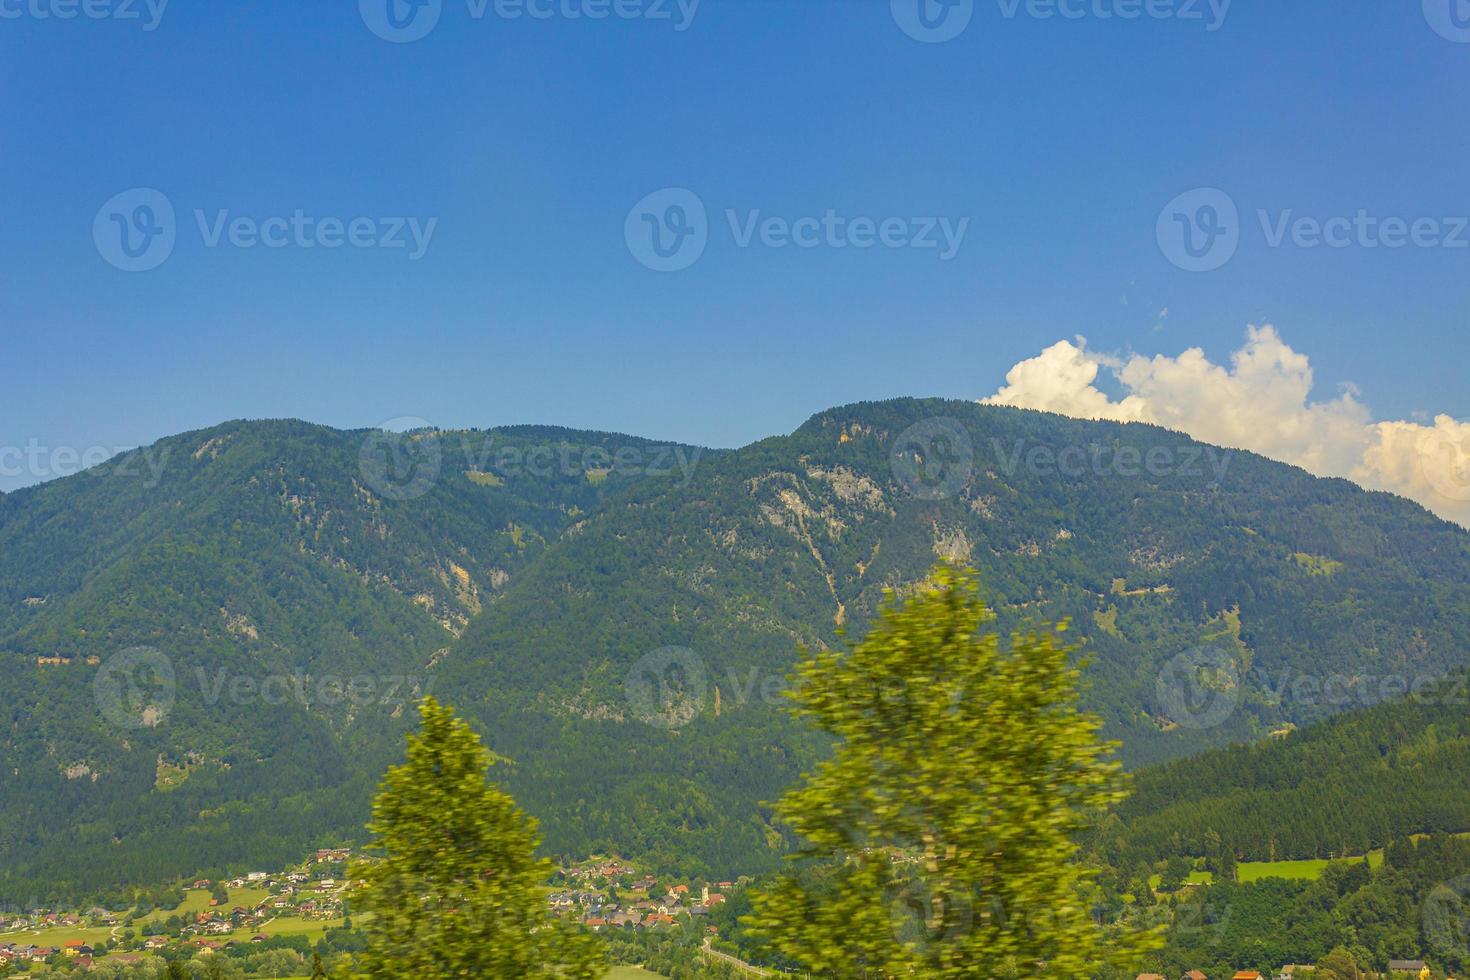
4, 399, 1469, 903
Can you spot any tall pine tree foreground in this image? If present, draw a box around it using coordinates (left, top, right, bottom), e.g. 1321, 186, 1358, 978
354, 698, 604, 979
746, 564, 1160, 978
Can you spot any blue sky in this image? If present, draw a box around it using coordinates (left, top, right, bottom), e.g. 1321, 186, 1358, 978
4, 0, 1470, 492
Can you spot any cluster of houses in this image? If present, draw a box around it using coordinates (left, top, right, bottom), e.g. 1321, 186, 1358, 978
0, 849, 353, 970
1137, 963, 1436, 980
166, 878, 343, 942
547, 859, 738, 933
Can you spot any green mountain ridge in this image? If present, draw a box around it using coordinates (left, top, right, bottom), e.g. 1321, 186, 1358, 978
3, 399, 1469, 903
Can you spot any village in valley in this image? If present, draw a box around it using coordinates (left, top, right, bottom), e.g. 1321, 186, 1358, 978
0, 848, 1453, 979
0, 849, 354, 974
548, 858, 737, 934
0, 851, 751, 977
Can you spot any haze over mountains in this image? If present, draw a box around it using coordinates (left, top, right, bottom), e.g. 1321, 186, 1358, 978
3, 398, 1469, 902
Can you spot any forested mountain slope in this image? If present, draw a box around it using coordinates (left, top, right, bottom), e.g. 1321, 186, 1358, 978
3, 400, 1469, 901
433, 399, 1470, 876
1100, 670, 1470, 867
0, 420, 706, 902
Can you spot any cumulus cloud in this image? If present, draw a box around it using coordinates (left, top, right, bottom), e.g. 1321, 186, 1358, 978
982, 326, 1470, 526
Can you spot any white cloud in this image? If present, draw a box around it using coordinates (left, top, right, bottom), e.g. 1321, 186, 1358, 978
982, 326, 1470, 526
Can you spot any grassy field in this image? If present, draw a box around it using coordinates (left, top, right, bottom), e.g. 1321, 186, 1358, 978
0, 922, 115, 947
136, 886, 272, 926
1238, 849, 1385, 882
1147, 870, 1213, 889
608, 967, 668, 980
226, 912, 342, 944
